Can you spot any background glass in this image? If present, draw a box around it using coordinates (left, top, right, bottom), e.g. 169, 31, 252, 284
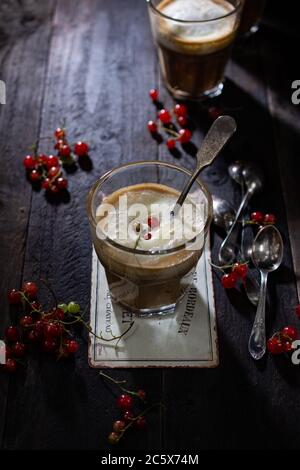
148, 0, 242, 100
87, 162, 212, 316
239, 0, 266, 35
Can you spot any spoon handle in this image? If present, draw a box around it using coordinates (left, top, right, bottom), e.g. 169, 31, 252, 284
218, 190, 252, 264
248, 271, 268, 360
173, 116, 236, 212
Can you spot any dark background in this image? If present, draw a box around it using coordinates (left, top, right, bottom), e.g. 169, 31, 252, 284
0, 0, 300, 450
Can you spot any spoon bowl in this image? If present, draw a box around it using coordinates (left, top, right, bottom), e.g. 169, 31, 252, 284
248, 225, 283, 360
212, 196, 236, 231
228, 161, 245, 186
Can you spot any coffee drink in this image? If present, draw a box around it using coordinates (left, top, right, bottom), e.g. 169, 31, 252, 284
239, 0, 266, 35
148, 0, 242, 99
93, 183, 205, 313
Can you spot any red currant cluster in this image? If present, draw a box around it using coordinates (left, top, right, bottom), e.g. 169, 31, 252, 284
250, 212, 276, 225
267, 325, 298, 355
2, 282, 81, 372
23, 126, 89, 194
218, 262, 248, 289
100, 372, 159, 445
148, 89, 192, 149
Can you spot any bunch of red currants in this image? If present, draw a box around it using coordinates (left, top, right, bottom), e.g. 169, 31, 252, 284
23, 126, 89, 194
2, 281, 81, 372
148, 89, 192, 149
267, 324, 299, 355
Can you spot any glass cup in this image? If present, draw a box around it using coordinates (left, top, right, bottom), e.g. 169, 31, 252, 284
147, 0, 242, 100
239, 0, 266, 36
87, 161, 212, 316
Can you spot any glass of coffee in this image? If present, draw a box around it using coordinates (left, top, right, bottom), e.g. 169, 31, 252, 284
87, 161, 212, 316
148, 0, 242, 100
239, 0, 266, 36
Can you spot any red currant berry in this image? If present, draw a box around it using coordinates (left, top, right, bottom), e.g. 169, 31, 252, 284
116, 394, 133, 411
267, 337, 284, 354
54, 308, 65, 321
123, 410, 134, 423
46, 155, 59, 169
7, 289, 22, 304
54, 139, 64, 151
137, 389, 146, 400
42, 338, 58, 353
158, 109, 171, 124
135, 416, 147, 430
178, 128, 192, 144
57, 177, 68, 190
11, 342, 26, 357
3, 358, 17, 373
66, 339, 79, 354
30, 301, 40, 311
147, 216, 159, 229
232, 263, 248, 279
28, 330, 40, 342
174, 103, 187, 117
5, 326, 19, 342
108, 432, 119, 445
74, 141, 89, 157
48, 166, 60, 179
295, 305, 300, 318
283, 341, 293, 352
22, 281, 38, 299
264, 213, 276, 225
149, 88, 159, 101
221, 272, 238, 289
251, 212, 264, 224
23, 155, 36, 169
41, 178, 51, 190
29, 169, 40, 182
147, 120, 158, 133
113, 420, 126, 433
282, 326, 298, 341
166, 139, 176, 150
208, 106, 222, 121
44, 322, 62, 338
60, 144, 71, 158
54, 127, 65, 140
177, 116, 187, 127
144, 233, 152, 240
19, 315, 33, 328
37, 154, 48, 166
34, 320, 45, 338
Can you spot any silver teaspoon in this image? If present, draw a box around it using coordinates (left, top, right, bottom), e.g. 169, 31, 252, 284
248, 225, 283, 360
218, 162, 264, 264
172, 116, 237, 215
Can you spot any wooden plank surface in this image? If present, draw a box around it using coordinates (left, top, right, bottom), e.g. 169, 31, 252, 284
0, 0, 299, 450
0, 0, 56, 447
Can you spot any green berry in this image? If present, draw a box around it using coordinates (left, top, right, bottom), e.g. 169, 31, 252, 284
58, 303, 68, 313
67, 301, 80, 314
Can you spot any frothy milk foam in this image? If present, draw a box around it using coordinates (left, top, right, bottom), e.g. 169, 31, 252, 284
156, 0, 235, 52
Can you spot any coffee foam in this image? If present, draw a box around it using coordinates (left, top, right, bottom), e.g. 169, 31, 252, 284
155, 0, 237, 54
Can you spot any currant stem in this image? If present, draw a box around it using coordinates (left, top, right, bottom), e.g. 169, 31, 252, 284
117, 403, 163, 442
161, 126, 179, 138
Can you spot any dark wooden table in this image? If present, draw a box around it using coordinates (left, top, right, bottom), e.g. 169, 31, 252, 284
1, 0, 300, 451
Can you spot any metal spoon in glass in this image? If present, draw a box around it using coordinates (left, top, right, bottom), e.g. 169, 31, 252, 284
218, 162, 264, 264
248, 225, 283, 360
171, 116, 237, 216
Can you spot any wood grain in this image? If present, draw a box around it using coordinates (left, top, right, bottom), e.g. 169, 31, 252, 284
0, 0, 56, 448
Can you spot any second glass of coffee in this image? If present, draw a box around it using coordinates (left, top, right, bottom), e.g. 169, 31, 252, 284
148, 0, 242, 100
